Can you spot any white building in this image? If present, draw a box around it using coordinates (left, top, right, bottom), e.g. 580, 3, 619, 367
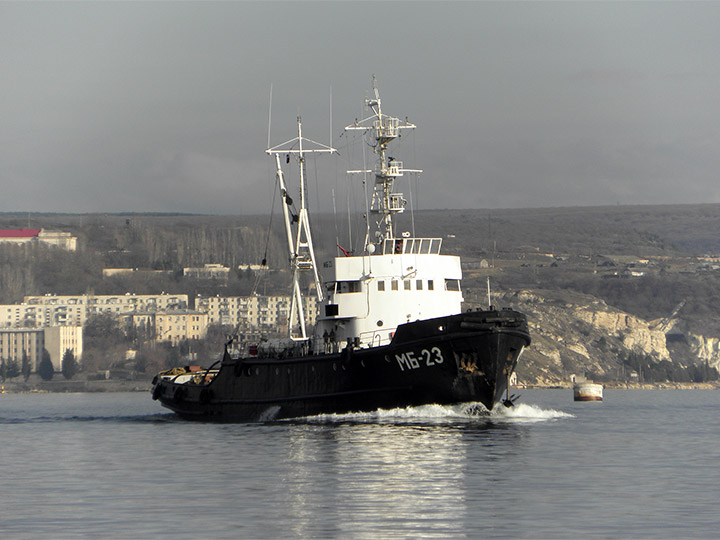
0, 326, 82, 372
0, 293, 190, 328
195, 295, 318, 333
102, 268, 171, 278
44, 326, 83, 371
122, 310, 209, 345
0, 328, 44, 372
0, 228, 77, 251
183, 264, 230, 280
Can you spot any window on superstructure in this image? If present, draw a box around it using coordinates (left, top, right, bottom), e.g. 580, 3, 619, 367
416, 279, 423, 290
404, 280, 411, 290
428, 280, 434, 291
391, 280, 399, 291
377, 281, 385, 292
445, 279, 461, 292
337, 281, 361, 294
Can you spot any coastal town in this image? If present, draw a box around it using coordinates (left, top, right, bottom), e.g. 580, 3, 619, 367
3, 203, 720, 392
0, 226, 319, 388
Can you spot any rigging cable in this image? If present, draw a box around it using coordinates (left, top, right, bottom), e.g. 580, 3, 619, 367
408, 129, 418, 237
253, 163, 279, 296
362, 130, 370, 251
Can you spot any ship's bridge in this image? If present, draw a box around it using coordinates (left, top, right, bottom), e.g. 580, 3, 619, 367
382, 237, 443, 255
315, 236, 462, 352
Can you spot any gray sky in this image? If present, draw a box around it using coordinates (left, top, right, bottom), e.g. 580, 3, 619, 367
2, 1, 720, 215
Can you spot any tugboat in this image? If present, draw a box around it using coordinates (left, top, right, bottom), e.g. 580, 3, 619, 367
152, 80, 531, 422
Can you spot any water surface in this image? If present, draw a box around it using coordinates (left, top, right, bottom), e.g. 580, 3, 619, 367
1, 389, 718, 538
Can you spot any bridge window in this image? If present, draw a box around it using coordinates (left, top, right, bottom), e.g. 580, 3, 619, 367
383, 237, 443, 255
445, 279, 460, 291
337, 281, 361, 294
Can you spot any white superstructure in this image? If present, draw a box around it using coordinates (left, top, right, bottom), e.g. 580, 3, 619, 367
319, 237, 463, 349
314, 79, 464, 350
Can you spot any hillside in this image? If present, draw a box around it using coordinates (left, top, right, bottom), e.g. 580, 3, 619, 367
3, 203, 720, 384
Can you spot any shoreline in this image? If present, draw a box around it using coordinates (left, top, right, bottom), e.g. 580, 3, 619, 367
519, 381, 720, 390
2, 378, 718, 394
1, 378, 151, 394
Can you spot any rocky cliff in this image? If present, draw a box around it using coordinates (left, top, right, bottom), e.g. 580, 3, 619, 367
686, 334, 720, 371
483, 289, 711, 385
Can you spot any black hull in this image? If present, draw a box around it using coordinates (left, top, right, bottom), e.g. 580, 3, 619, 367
152, 309, 531, 422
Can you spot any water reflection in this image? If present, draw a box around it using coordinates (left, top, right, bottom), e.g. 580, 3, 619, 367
1, 393, 571, 539
282, 415, 528, 539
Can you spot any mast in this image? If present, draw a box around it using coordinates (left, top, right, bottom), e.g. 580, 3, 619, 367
346, 77, 422, 250
267, 117, 336, 340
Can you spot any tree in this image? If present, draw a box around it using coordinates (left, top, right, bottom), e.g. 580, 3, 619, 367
0, 358, 6, 382
38, 348, 54, 381
6, 358, 20, 379
21, 351, 31, 381
62, 349, 78, 380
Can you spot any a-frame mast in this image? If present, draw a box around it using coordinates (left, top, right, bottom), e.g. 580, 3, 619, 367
267, 117, 336, 340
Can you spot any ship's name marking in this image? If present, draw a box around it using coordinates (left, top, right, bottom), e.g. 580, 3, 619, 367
395, 347, 444, 371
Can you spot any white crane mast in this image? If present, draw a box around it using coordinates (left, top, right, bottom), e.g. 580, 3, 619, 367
267, 116, 336, 340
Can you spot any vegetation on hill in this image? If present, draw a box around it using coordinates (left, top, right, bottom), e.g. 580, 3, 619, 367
3, 203, 720, 383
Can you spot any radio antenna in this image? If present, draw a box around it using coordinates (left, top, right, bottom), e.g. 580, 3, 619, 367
267, 83, 273, 150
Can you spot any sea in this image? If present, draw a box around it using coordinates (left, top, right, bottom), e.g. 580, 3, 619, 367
1, 389, 718, 539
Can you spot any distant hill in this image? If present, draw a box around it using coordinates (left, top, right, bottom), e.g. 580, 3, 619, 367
3, 203, 720, 384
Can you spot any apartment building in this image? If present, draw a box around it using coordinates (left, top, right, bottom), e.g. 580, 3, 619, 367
44, 326, 83, 371
195, 295, 318, 332
0, 326, 82, 372
0, 328, 43, 372
0, 293, 190, 328
122, 310, 209, 346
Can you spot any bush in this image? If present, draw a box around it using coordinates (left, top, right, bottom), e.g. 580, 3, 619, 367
62, 349, 78, 380
38, 349, 54, 381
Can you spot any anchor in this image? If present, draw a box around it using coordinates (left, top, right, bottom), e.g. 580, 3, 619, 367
502, 373, 521, 408
502, 393, 521, 408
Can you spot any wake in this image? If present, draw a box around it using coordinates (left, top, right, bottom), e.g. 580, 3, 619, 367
297, 401, 573, 424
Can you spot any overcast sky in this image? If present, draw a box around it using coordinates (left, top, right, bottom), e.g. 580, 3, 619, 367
2, 1, 720, 215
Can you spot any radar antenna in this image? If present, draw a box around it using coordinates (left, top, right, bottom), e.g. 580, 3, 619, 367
345, 77, 422, 251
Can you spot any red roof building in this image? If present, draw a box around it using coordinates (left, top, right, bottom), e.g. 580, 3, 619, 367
0, 228, 41, 238
0, 228, 77, 250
